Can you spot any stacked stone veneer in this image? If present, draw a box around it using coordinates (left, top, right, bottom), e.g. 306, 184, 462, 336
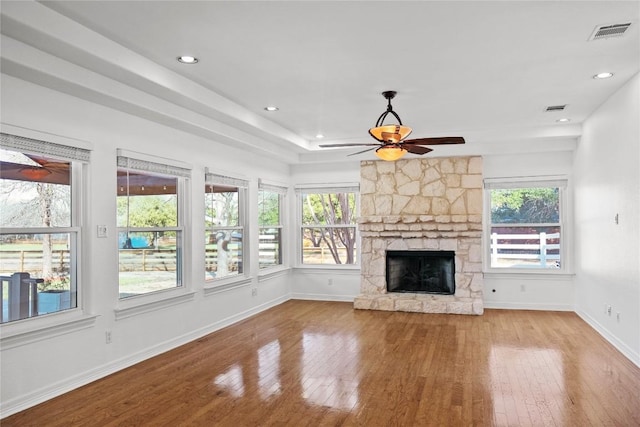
354, 156, 484, 315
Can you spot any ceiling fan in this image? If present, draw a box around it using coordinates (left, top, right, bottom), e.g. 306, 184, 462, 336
0, 154, 70, 184
319, 91, 465, 161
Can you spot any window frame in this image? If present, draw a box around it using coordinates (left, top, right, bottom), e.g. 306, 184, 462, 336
295, 184, 360, 269
204, 170, 249, 285
116, 149, 191, 300
0, 129, 95, 338
483, 176, 571, 275
258, 180, 287, 271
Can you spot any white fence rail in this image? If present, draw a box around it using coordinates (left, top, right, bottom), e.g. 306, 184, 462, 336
491, 232, 560, 268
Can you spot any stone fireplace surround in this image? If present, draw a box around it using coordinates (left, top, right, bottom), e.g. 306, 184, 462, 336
354, 156, 484, 315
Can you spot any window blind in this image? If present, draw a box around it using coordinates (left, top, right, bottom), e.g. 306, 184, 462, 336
117, 149, 191, 178
294, 183, 360, 194
483, 176, 567, 190
258, 179, 288, 194
1, 132, 91, 162
205, 170, 249, 188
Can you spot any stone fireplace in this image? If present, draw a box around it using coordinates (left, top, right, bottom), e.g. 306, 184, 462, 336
354, 156, 484, 315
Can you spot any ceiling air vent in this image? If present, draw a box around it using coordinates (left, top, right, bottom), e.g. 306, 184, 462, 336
545, 105, 567, 112
589, 23, 632, 40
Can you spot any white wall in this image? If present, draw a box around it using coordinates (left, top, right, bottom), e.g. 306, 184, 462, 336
573, 73, 640, 366
0, 75, 292, 416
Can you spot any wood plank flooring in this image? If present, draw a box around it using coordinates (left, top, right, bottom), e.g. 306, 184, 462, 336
4, 300, 640, 426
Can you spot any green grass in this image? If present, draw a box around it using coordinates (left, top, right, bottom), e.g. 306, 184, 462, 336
0, 243, 68, 251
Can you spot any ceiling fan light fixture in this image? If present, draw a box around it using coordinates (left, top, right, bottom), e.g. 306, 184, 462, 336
369, 91, 413, 143
369, 124, 413, 143
375, 145, 407, 161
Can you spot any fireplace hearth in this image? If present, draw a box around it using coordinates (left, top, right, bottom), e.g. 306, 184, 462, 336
386, 250, 455, 295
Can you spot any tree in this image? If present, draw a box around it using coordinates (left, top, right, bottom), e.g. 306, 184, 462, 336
303, 192, 356, 264
204, 189, 240, 277
258, 190, 279, 226
1, 178, 70, 284
491, 188, 559, 224
117, 194, 177, 248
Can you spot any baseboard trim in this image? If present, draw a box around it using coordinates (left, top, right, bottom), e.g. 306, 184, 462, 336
483, 301, 574, 311
0, 295, 289, 418
291, 293, 355, 302
575, 308, 640, 369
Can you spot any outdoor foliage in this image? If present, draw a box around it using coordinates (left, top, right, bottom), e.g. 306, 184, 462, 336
117, 195, 178, 228
491, 188, 559, 224
205, 189, 239, 227
302, 192, 356, 264
258, 190, 280, 226
0, 181, 70, 228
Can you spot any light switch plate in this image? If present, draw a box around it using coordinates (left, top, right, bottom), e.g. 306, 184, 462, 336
97, 225, 108, 238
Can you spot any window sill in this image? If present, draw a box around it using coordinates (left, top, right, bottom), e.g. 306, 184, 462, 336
0, 310, 98, 350
114, 290, 196, 321
204, 276, 252, 296
293, 266, 361, 274
258, 266, 290, 282
483, 271, 575, 281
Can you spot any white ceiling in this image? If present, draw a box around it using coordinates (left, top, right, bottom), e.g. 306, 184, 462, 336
1, 1, 639, 163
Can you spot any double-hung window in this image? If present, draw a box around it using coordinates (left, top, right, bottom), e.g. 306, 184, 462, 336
296, 185, 358, 265
258, 180, 286, 269
484, 177, 567, 271
0, 132, 88, 323
205, 171, 247, 281
117, 150, 190, 298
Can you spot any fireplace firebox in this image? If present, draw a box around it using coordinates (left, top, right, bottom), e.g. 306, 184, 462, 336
386, 250, 455, 295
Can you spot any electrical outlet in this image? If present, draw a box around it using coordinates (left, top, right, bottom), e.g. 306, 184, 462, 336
251, 288, 257, 297
520, 284, 526, 292
105, 331, 112, 344
328, 278, 333, 286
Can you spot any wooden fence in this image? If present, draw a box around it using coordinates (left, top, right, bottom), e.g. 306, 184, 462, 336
0, 250, 70, 275
490, 231, 560, 267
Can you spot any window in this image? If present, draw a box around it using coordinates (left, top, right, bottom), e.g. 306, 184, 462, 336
0, 132, 89, 323
117, 150, 190, 298
485, 178, 566, 270
205, 171, 247, 281
258, 180, 286, 269
297, 185, 358, 265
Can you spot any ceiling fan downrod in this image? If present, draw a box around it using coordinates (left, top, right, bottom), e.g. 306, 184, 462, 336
375, 91, 404, 127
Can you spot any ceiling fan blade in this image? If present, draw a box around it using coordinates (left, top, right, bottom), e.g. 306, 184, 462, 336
348, 147, 377, 156
319, 143, 381, 148
25, 154, 70, 170
403, 136, 465, 145
404, 145, 433, 155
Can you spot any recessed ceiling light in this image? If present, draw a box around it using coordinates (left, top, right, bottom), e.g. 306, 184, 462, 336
315, 134, 325, 139
177, 56, 198, 64
264, 106, 279, 112
556, 118, 571, 123
593, 72, 613, 79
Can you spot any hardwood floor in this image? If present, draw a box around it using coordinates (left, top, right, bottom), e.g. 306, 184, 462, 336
4, 300, 640, 426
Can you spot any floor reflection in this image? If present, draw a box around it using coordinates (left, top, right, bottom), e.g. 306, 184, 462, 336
258, 340, 282, 400
301, 332, 360, 410
213, 363, 245, 397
